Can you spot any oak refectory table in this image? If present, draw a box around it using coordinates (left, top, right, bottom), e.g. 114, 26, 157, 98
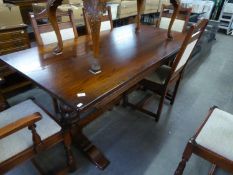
0, 24, 185, 170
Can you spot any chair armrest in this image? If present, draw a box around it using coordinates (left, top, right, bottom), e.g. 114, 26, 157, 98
0, 112, 42, 139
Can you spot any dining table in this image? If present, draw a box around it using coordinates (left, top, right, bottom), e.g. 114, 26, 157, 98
0, 24, 186, 170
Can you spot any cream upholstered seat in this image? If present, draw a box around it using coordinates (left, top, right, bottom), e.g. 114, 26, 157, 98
175, 107, 233, 175
196, 108, 233, 161
0, 99, 61, 164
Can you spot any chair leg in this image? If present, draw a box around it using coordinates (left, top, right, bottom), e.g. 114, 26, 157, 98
63, 129, 76, 172
155, 91, 166, 122
170, 77, 181, 105
175, 142, 193, 175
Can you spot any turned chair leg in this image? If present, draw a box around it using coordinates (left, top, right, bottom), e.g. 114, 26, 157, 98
63, 129, 76, 172
175, 142, 193, 175
155, 91, 166, 122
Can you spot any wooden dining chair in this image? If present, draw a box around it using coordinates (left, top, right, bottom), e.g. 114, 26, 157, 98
123, 19, 208, 122
156, 4, 192, 32
175, 106, 233, 175
29, 9, 78, 46
0, 95, 76, 174
82, 6, 113, 35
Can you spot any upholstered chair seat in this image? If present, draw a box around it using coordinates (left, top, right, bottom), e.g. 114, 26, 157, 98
0, 99, 61, 164
145, 65, 172, 85
196, 108, 233, 161
175, 107, 233, 175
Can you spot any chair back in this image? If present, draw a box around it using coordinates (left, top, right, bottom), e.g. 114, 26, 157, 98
171, 19, 208, 75
83, 6, 113, 35
157, 4, 192, 32
29, 9, 78, 46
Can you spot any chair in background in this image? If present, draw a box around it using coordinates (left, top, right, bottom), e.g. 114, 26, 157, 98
156, 4, 192, 32
123, 19, 208, 122
29, 9, 78, 113
175, 106, 233, 175
0, 95, 76, 174
82, 6, 113, 35
29, 9, 78, 46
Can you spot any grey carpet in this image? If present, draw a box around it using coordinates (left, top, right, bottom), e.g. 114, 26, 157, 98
5, 33, 233, 175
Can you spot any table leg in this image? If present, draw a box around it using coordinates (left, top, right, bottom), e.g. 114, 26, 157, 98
72, 125, 110, 170
59, 102, 110, 170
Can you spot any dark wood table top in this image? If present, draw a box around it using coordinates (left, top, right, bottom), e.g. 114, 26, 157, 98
1, 24, 185, 113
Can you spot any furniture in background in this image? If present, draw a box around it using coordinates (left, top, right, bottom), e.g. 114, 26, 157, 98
218, 0, 233, 34
32, 2, 85, 27
2, 0, 44, 25
156, 4, 192, 32
83, 5, 113, 36
181, 0, 215, 19
0, 24, 186, 170
143, 0, 160, 15
123, 19, 208, 122
0, 95, 76, 174
0, 3, 31, 96
45, 0, 179, 55
29, 9, 78, 47
175, 106, 233, 175
117, 1, 138, 19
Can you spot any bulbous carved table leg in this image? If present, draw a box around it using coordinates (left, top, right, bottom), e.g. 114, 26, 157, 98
59, 102, 110, 170
72, 124, 110, 169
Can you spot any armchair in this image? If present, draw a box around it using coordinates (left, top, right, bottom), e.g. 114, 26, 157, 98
0, 97, 76, 174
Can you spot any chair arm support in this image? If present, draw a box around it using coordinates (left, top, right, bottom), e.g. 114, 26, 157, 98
0, 112, 42, 139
